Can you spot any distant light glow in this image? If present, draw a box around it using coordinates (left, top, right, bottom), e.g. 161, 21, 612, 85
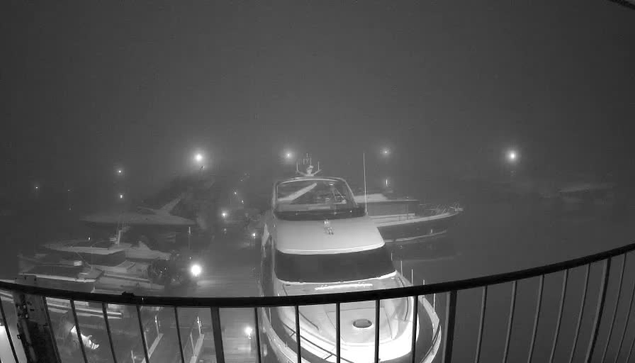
34, 185, 39, 190
194, 152, 204, 164
251, 232, 257, 238
234, 191, 238, 195
244, 326, 253, 337
381, 147, 390, 156
117, 169, 123, 175
221, 211, 228, 218
507, 150, 519, 163
190, 264, 202, 277
119, 193, 124, 199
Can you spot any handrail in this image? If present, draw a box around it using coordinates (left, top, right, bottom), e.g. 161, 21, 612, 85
2, 242, 634, 308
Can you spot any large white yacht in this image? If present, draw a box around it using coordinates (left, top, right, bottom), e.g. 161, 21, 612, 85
258, 168, 440, 363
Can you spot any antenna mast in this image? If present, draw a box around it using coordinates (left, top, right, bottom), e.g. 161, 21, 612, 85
363, 152, 368, 213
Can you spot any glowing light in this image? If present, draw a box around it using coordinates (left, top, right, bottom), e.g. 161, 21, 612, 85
251, 232, 257, 238
507, 150, 519, 163
117, 169, 123, 175
194, 152, 204, 164
234, 191, 238, 195
221, 211, 228, 218
381, 148, 390, 156
34, 185, 39, 190
244, 326, 253, 337
119, 193, 124, 199
190, 264, 202, 277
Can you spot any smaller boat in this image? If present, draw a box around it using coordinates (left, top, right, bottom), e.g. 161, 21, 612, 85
39, 238, 203, 292
17, 254, 102, 293
355, 193, 462, 243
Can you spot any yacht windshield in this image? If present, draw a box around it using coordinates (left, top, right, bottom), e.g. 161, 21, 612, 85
274, 179, 365, 220
275, 247, 395, 283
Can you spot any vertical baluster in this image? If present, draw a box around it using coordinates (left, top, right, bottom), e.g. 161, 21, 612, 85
614, 253, 635, 363
336, 303, 341, 363
101, 303, 118, 363
135, 305, 150, 363
295, 305, 302, 363
625, 329, 635, 363
474, 286, 488, 363
549, 269, 569, 363
442, 291, 458, 363
527, 275, 544, 363
502, 281, 518, 363
173, 307, 185, 363
41, 297, 62, 363
411, 295, 419, 363
584, 258, 612, 362
375, 299, 381, 363
569, 264, 591, 363
0, 295, 19, 363
210, 307, 226, 363
601, 255, 626, 363
70, 300, 89, 363
254, 308, 262, 363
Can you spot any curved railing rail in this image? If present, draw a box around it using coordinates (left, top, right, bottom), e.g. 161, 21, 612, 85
2, 241, 635, 363
2, 242, 634, 307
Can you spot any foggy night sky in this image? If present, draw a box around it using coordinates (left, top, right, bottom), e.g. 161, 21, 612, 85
1, 1, 634, 195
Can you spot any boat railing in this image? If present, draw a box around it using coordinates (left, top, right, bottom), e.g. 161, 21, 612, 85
417, 202, 462, 217
2, 241, 635, 363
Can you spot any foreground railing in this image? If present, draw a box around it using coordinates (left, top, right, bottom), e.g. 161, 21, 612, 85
2, 242, 635, 363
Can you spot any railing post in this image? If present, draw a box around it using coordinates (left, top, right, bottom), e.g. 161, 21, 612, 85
210, 307, 226, 363
600, 254, 626, 363
502, 281, 518, 363
375, 299, 381, 363
173, 307, 186, 363
11, 280, 61, 363
70, 300, 89, 363
254, 308, 262, 363
527, 275, 544, 363
584, 258, 612, 362
615, 254, 635, 363
474, 286, 488, 363
135, 305, 150, 363
0, 297, 21, 363
549, 269, 569, 363
295, 305, 302, 363
569, 264, 591, 363
101, 303, 118, 363
442, 290, 458, 363
411, 296, 419, 363
336, 303, 341, 363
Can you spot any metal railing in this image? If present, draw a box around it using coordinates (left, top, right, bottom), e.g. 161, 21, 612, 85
2, 242, 635, 363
